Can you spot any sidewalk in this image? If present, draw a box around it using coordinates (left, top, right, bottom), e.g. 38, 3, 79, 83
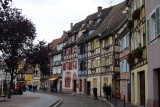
0, 91, 60, 107
107, 98, 138, 107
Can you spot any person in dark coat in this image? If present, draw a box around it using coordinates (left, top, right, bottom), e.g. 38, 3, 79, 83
103, 83, 107, 99
106, 85, 109, 100
108, 84, 112, 99
93, 87, 98, 100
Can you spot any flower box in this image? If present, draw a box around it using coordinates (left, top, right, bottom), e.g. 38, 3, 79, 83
132, 9, 140, 20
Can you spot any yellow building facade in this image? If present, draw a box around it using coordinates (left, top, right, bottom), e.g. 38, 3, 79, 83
25, 74, 33, 85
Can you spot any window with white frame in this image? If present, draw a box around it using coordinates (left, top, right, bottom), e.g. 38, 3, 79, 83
120, 60, 128, 73
91, 41, 94, 50
106, 38, 110, 47
121, 34, 129, 51
105, 57, 110, 66
147, 6, 160, 43
66, 63, 69, 70
72, 61, 75, 69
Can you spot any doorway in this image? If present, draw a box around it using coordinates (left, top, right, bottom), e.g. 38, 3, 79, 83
74, 80, 76, 92
140, 71, 145, 106
79, 80, 82, 92
60, 81, 62, 92
87, 81, 91, 95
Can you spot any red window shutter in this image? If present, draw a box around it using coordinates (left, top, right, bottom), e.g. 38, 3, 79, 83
63, 63, 66, 71
69, 62, 72, 70
64, 50, 65, 56
75, 60, 77, 69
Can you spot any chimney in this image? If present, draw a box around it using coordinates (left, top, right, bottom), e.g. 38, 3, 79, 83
63, 30, 66, 34
70, 23, 73, 30
98, 6, 102, 13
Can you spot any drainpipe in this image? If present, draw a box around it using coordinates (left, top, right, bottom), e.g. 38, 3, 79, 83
100, 39, 102, 97
128, 4, 132, 104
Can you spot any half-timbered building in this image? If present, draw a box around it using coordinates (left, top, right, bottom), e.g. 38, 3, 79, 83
62, 23, 81, 94
126, 0, 148, 106
50, 31, 67, 92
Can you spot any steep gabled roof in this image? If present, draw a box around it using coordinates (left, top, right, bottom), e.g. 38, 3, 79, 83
49, 38, 61, 50
77, 2, 125, 44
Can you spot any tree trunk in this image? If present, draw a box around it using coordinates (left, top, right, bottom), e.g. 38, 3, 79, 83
8, 68, 14, 99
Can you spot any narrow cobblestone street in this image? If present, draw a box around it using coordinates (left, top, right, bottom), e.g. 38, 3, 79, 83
38, 90, 110, 107
57, 94, 110, 107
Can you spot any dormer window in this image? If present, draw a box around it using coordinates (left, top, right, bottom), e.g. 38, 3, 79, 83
94, 18, 101, 26
89, 30, 95, 36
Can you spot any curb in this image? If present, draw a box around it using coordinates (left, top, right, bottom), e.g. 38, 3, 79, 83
48, 96, 63, 107
102, 99, 114, 107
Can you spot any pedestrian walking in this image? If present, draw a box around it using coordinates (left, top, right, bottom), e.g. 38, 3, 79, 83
106, 85, 109, 100
103, 83, 107, 99
108, 84, 112, 99
93, 87, 98, 100
33, 83, 36, 92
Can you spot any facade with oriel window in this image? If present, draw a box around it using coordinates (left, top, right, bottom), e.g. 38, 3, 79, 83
62, 22, 81, 94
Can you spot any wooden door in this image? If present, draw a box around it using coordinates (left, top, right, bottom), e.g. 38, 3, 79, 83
79, 80, 82, 92
140, 72, 145, 106
74, 80, 76, 92
60, 81, 62, 92
87, 81, 91, 95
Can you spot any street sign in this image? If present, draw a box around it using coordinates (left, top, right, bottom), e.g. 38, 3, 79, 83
123, 83, 125, 96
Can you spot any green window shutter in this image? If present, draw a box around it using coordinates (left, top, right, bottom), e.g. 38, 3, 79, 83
109, 56, 112, 64
109, 36, 112, 45
156, 6, 160, 37
88, 42, 91, 51
102, 58, 105, 66
95, 59, 97, 67
102, 40, 105, 48
147, 18, 150, 42
94, 39, 97, 49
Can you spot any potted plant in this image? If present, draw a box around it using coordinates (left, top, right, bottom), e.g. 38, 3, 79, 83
127, 20, 134, 29
132, 9, 140, 20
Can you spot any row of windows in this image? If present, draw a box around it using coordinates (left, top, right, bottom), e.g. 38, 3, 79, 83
53, 54, 61, 61
63, 61, 77, 71
53, 66, 62, 74
64, 46, 77, 56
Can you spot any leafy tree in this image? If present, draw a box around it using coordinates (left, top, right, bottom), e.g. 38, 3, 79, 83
26, 41, 51, 85
0, 6, 36, 98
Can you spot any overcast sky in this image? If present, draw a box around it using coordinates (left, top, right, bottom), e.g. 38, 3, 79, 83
12, 0, 124, 43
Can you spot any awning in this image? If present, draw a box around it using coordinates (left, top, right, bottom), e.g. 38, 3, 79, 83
48, 77, 58, 81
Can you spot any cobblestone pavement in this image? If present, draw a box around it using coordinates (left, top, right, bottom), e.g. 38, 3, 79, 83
38, 90, 110, 107
0, 91, 59, 107
58, 94, 110, 107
